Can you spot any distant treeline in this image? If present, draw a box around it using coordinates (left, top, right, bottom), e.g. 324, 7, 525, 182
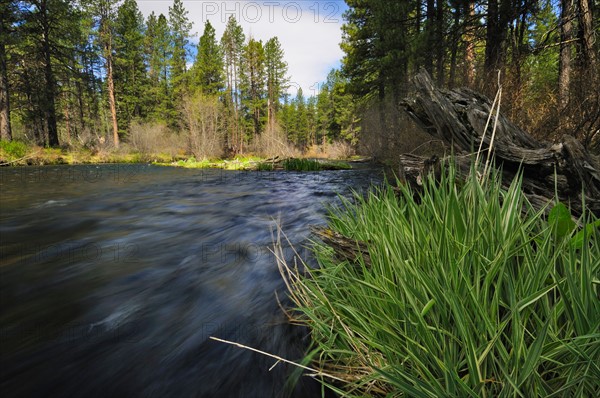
0, 0, 356, 155
1, 1, 598, 156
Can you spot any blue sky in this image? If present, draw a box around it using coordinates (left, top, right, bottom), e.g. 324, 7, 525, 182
135, 0, 349, 96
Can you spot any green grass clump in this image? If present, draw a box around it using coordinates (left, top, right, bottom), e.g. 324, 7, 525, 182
281, 164, 600, 397
283, 158, 322, 171
320, 160, 352, 170
0, 140, 28, 160
256, 162, 274, 171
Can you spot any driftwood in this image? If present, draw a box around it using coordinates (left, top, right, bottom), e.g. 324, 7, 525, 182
400, 70, 600, 217
310, 226, 371, 269
310, 71, 599, 268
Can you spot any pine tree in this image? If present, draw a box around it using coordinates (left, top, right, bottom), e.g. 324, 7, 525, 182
11, 0, 85, 146
0, 0, 16, 141
145, 13, 172, 121
264, 37, 288, 129
168, 0, 192, 105
192, 20, 224, 95
90, 0, 120, 147
221, 16, 245, 151
341, 0, 412, 101
114, 0, 147, 134
241, 38, 266, 139
291, 88, 308, 146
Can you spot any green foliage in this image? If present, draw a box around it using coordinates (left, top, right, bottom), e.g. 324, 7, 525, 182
168, 0, 192, 104
192, 20, 224, 95
256, 162, 274, 171
114, 0, 148, 133
145, 12, 173, 122
283, 158, 322, 171
284, 164, 600, 397
548, 202, 576, 239
317, 69, 359, 144
0, 140, 28, 159
241, 38, 267, 138
264, 37, 289, 113
341, 1, 413, 99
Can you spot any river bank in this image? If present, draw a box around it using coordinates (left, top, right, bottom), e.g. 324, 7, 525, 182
0, 141, 357, 171
280, 163, 600, 397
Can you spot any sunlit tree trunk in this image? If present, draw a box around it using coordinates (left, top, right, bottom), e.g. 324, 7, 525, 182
577, 0, 597, 74
0, 19, 11, 141
559, 0, 574, 111
98, 0, 119, 148
39, 0, 59, 146
464, 1, 476, 87
106, 53, 119, 147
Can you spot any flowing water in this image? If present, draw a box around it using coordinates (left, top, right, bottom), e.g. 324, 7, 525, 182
0, 163, 383, 397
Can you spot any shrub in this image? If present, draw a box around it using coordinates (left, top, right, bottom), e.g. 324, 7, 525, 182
181, 93, 225, 159
251, 121, 299, 158
325, 140, 355, 159
128, 121, 183, 157
0, 140, 28, 160
279, 164, 600, 397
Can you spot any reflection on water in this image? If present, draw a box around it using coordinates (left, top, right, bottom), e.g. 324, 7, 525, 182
0, 164, 382, 397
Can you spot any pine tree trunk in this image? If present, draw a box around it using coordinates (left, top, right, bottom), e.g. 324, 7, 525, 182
435, 0, 445, 86
559, 0, 573, 111
0, 31, 11, 141
106, 51, 119, 148
448, 4, 461, 88
41, 1, 59, 147
425, 0, 435, 75
464, 1, 476, 87
577, 0, 597, 74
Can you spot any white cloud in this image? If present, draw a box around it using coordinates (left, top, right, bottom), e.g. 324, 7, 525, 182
135, 0, 347, 96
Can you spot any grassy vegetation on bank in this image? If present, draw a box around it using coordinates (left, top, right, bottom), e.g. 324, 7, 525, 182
0, 140, 177, 166
278, 164, 600, 397
0, 141, 353, 170
158, 156, 352, 171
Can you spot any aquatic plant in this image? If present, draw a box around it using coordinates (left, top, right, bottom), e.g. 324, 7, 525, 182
279, 163, 600, 397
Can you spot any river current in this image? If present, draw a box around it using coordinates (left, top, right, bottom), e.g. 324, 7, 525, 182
0, 164, 382, 397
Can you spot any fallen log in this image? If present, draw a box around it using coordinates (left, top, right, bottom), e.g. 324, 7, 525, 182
310, 226, 372, 269
400, 70, 600, 217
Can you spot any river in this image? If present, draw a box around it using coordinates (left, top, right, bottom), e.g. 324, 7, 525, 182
0, 163, 382, 397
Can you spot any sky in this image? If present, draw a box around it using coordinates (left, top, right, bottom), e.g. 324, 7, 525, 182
135, 0, 349, 97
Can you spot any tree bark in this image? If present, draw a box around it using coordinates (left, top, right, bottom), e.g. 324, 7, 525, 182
425, 0, 435, 75
101, 11, 119, 149
559, 0, 574, 112
106, 51, 119, 148
484, 0, 510, 93
577, 0, 597, 74
400, 70, 600, 217
435, 0, 445, 86
41, 1, 59, 147
0, 18, 11, 141
464, 0, 475, 87
448, 2, 461, 88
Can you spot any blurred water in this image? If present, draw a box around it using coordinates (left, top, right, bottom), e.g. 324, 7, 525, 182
0, 164, 382, 397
